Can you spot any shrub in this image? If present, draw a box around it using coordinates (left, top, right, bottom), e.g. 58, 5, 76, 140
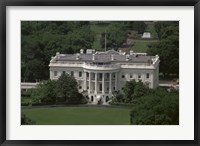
21, 113, 36, 125
21, 98, 32, 106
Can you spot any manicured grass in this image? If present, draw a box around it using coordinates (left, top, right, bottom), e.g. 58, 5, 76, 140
22, 106, 131, 125
129, 42, 150, 53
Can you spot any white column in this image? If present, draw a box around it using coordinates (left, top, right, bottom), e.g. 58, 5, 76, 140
115, 72, 117, 91
102, 73, 105, 94
84, 71, 87, 90
109, 73, 112, 93
89, 72, 91, 93
95, 72, 97, 94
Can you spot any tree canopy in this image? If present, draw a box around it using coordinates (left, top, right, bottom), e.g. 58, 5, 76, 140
123, 80, 150, 102
30, 74, 85, 105
130, 88, 179, 125
21, 21, 95, 82
100, 22, 127, 50
147, 21, 179, 76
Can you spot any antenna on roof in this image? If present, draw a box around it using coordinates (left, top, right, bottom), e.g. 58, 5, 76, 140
105, 30, 107, 52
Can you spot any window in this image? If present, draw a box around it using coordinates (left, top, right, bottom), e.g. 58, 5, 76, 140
54, 71, 57, 76
99, 83, 102, 91
87, 86, 89, 89
62, 71, 65, 75
107, 73, 109, 78
130, 75, 133, 78
71, 71, 74, 76
121, 75, 125, 78
138, 74, 141, 79
79, 86, 82, 89
79, 71, 82, 77
146, 73, 149, 79
99, 73, 102, 79
86, 72, 89, 77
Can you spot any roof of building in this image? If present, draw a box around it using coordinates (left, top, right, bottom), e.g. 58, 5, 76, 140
53, 49, 152, 64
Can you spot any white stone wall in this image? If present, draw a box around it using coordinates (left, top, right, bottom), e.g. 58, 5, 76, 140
118, 68, 155, 89
50, 67, 157, 90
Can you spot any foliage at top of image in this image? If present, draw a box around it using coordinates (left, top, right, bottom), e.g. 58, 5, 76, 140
21, 21, 179, 82
21, 21, 95, 82
21, 21, 147, 82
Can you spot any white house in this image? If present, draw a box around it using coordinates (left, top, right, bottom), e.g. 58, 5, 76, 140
49, 49, 159, 104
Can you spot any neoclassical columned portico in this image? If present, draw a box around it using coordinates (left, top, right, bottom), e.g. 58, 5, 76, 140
83, 70, 118, 103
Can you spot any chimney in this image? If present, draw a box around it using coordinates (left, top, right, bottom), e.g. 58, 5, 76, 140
119, 50, 122, 55
92, 54, 95, 60
80, 49, 84, 54
111, 54, 114, 61
126, 55, 130, 61
76, 53, 80, 60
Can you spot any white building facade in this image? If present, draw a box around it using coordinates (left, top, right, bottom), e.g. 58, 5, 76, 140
49, 49, 159, 104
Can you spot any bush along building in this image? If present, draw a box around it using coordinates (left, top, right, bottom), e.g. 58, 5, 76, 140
49, 49, 160, 104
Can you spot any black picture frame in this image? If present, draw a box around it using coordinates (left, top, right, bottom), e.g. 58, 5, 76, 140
0, 0, 199, 145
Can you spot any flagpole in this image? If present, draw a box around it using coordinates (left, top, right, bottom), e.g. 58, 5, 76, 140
105, 30, 106, 52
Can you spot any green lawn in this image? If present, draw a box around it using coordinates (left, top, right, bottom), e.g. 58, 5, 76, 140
129, 42, 150, 53
22, 106, 131, 125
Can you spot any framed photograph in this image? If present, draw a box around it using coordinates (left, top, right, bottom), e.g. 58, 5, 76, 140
0, 0, 199, 145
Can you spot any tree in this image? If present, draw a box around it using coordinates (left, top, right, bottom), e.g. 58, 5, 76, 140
123, 79, 137, 101
124, 21, 147, 34
112, 91, 125, 103
123, 80, 150, 102
147, 21, 179, 76
133, 80, 150, 98
21, 21, 94, 82
100, 22, 127, 50
63, 26, 95, 53
55, 74, 82, 104
130, 88, 179, 125
23, 59, 47, 82
31, 80, 57, 105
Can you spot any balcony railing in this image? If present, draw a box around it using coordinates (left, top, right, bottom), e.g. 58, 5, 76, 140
83, 63, 120, 70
